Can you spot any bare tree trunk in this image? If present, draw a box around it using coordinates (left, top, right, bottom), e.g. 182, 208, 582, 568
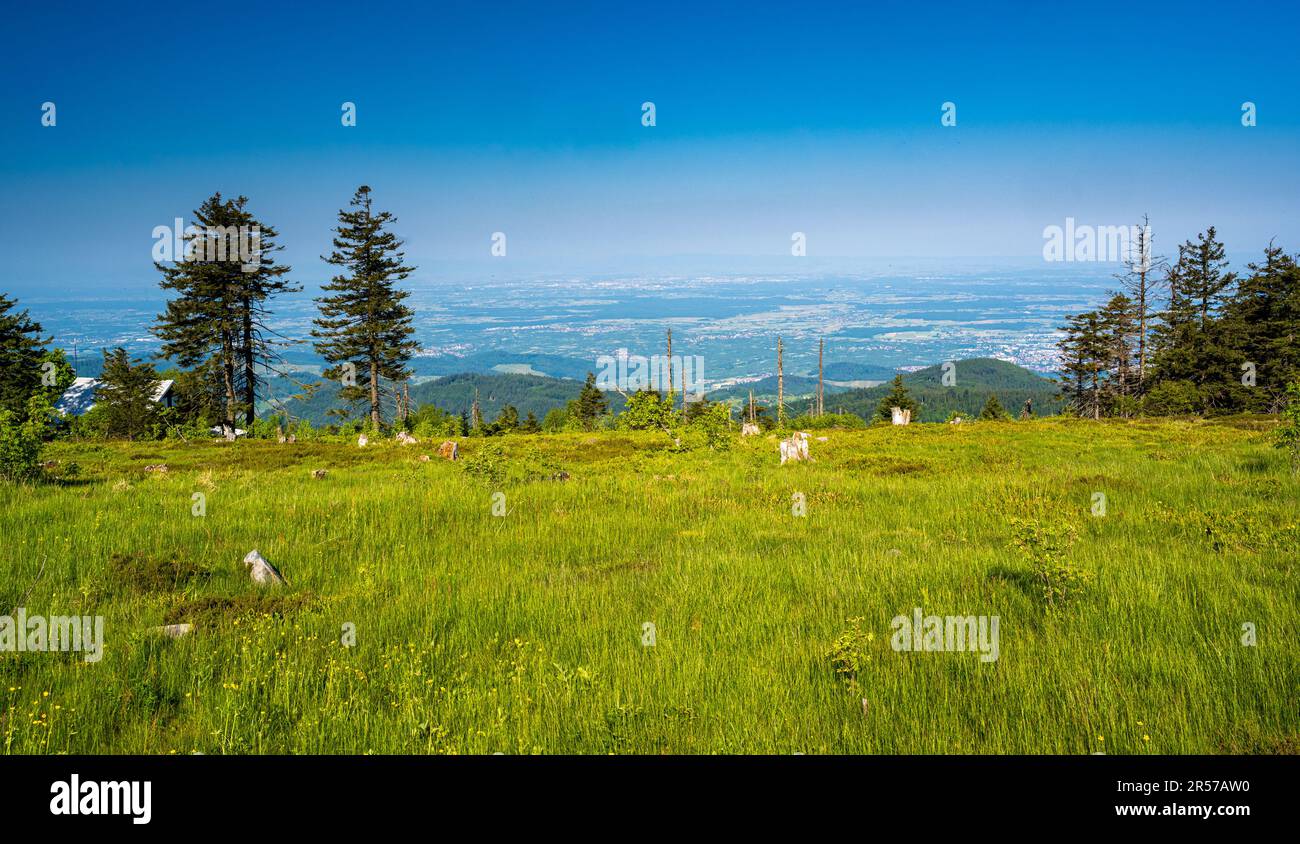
242, 297, 256, 428
817, 337, 824, 416
221, 331, 237, 440
369, 357, 381, 430
777, 336, 784, 426
665, 328, 673, 410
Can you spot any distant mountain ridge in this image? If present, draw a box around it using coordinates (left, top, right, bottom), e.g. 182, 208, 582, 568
826, 358, 1061, 421
264, 357, 1058, 426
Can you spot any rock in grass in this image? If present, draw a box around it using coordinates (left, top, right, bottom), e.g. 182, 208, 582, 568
358, 433, 369, 448
396, 431, 417, 445
311, 469, 327, 479
154, 623, 194, 638
243, 550, 288, 586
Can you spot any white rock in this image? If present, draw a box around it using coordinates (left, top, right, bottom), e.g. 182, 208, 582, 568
243, 549, 287, 586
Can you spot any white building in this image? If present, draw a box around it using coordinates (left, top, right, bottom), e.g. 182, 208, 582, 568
54, 377, 175, 417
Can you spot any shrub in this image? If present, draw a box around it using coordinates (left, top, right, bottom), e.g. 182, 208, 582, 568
461, 441, 508, 485
1008, 517, 1089, 607
618, 390, 674, 431
0, 392, 52, 482
686, 401, 733, 451
825, 616, 873, 693
1142, 380, 1199, 416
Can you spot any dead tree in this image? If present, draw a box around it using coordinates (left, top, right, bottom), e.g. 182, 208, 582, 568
666, 328, 673, 409
777, 336, 784, 426
817, 337, 825, 417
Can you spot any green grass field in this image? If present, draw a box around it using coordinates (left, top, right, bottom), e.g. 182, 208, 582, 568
1, 418, 1296, 754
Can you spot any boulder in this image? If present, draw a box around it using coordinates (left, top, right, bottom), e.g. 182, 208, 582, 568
243, 550, 287, 586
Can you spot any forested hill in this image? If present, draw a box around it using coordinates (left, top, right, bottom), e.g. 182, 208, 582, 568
266, 358, 1057, 426
269, 371, 625, 426
827, 358, 1062, 421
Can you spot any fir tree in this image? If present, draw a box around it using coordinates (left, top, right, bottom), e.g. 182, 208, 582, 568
979, 393, 1010, 420
571, 372, 609, 430
95, 348, 162, 440
1057, 311, 1107, 419
0, 294, 52, 415
1224, 244, 1300, 412
154, 193, 295, 437
312, 186, 418, 431
875, 374, 918, 421
1098, 293, 1138, 414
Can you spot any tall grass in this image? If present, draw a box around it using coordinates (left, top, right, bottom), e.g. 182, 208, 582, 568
1, 418, 1295, 754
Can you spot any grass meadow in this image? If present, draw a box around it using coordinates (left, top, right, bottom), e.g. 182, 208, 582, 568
1, 418, 1296, 754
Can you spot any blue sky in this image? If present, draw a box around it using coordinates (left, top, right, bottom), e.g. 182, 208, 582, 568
2, 0, 1298, 296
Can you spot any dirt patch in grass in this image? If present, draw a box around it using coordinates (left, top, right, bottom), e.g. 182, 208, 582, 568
109, 552, 210, 593
162, 592, 318, 628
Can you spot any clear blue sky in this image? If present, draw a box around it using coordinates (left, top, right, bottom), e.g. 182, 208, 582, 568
2, 0, 1298, 296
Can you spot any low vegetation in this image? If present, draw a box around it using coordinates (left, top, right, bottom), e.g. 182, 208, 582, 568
1, 418, 1295, 754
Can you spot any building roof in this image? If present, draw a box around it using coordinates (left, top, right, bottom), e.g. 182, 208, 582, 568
54, 377, 175, 417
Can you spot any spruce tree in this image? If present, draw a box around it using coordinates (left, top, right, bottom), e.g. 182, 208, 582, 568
155, 193, 295, 437
0, 294, 52, 415
312, 186, 419, 431
979, 393, 1010, 420
1057, 312, 1107, 419
1099, 294, 1138, 414
1224, 244, 1300, 412
95, 348, 162, 440
571, 372, 609, 430
875, 374, 918, 421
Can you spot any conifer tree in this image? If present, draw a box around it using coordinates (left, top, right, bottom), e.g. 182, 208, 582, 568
1224, 244, 1300, 412
0, 294, 52, 415
1099, 293, 1138, 413
95, 348, 162, 440
875, 374, 918, 421
1057, 311, 1107, 419
312, 186, 418, 431
571, 372, 609, 430
155, 193, 295, 437
979, 393, 1010, 420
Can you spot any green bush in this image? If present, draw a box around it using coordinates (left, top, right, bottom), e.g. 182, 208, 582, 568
1008, 516, 1089, 607
0, 392, 52, 482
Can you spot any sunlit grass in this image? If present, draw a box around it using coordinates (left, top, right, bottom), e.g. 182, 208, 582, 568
1, 417, 1296, 754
